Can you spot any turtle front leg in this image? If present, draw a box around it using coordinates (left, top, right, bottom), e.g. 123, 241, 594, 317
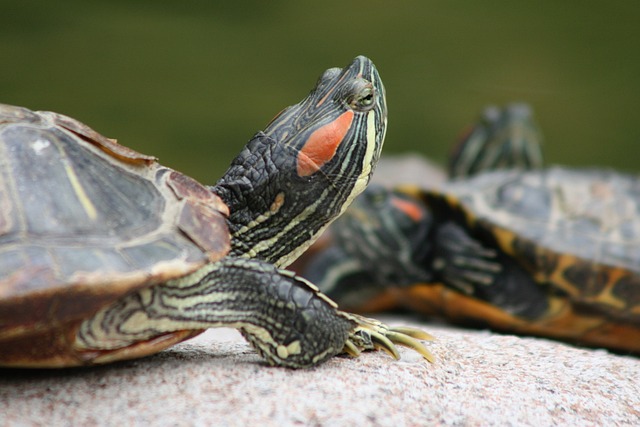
76, 258, 433, 368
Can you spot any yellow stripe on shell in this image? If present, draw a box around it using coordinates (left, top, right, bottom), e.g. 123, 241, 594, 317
63, 160, 98, 220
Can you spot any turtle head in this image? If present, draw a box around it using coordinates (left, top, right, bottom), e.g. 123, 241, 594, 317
263, 55, 387, 187
334, 185, 433, 284
213, 56, 387, 267
448, 102, 544, 179
300, 184, 434, 308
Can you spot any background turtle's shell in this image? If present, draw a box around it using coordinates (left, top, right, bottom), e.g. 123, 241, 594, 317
427, 167, 640, 320
0, 104, 230, 365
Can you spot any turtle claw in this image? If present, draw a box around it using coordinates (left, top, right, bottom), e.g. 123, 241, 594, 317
342, 339, 362, 358
343, 314, 435, 363
369, 330, 401, 359
385, 330, 435, 363
388, 326, 435, 341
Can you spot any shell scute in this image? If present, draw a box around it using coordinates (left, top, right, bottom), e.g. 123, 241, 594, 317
441, 168, 640, 275
0, 104, 230, 340
432, 167, 640, 321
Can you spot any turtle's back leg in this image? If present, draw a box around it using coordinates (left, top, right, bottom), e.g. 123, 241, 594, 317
76, 257, 432, 368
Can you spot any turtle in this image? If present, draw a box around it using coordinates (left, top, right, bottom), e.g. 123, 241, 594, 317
0, 56, 434, 369
297, 104, 640, 354
447, 102, 543, 179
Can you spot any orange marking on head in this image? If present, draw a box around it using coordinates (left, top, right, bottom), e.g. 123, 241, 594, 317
296, 110, 354, 177
390, 196, 425, 222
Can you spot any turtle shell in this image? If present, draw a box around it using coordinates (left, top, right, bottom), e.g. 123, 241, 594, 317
0, 104, 230, 366
414, 167, 640, 351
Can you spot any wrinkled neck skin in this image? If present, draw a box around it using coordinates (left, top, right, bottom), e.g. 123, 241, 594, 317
211, 131, 363, 268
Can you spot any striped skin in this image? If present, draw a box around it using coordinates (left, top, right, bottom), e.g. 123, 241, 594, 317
215, 56, 387, 268
77, 258, 355, 367
73, 57, 433, 368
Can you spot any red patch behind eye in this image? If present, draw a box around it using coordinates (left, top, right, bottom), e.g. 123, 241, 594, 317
296, 110, 354, 177
390, 196, 425, 222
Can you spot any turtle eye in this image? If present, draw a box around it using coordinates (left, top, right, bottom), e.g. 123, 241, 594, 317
348, 85, 375, 112
363, 185, 389, 207
341, 78, 376, 112
371, 190, 387, 206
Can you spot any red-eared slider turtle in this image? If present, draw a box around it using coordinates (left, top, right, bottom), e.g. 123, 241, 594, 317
448, 103, 543, 179
0, 56, 433, 368
298, 105, 640, 354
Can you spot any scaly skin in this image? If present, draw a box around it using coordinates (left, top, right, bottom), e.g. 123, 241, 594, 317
74, 56, 434, 368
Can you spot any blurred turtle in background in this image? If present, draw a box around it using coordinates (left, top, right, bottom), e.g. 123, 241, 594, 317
297, 103, 640, 355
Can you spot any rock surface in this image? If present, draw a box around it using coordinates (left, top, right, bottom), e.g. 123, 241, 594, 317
371, 154, 446, 190
1, 317, 639, 426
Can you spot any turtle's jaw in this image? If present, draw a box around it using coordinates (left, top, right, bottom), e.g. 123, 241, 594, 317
213, 56, 387, 268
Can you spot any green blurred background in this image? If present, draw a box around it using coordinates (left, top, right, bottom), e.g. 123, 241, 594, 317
2, 1, 638, 182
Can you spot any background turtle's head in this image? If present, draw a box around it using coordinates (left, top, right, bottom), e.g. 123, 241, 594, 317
333, 185, 433, 284
300, 184, 434, 308
214, 56, 387, 267
448, 103, 544, 179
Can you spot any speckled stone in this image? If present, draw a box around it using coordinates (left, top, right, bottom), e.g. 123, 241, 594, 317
1, 318, 639, 426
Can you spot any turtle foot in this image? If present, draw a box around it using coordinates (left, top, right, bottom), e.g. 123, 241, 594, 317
342, 313, 435, 363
